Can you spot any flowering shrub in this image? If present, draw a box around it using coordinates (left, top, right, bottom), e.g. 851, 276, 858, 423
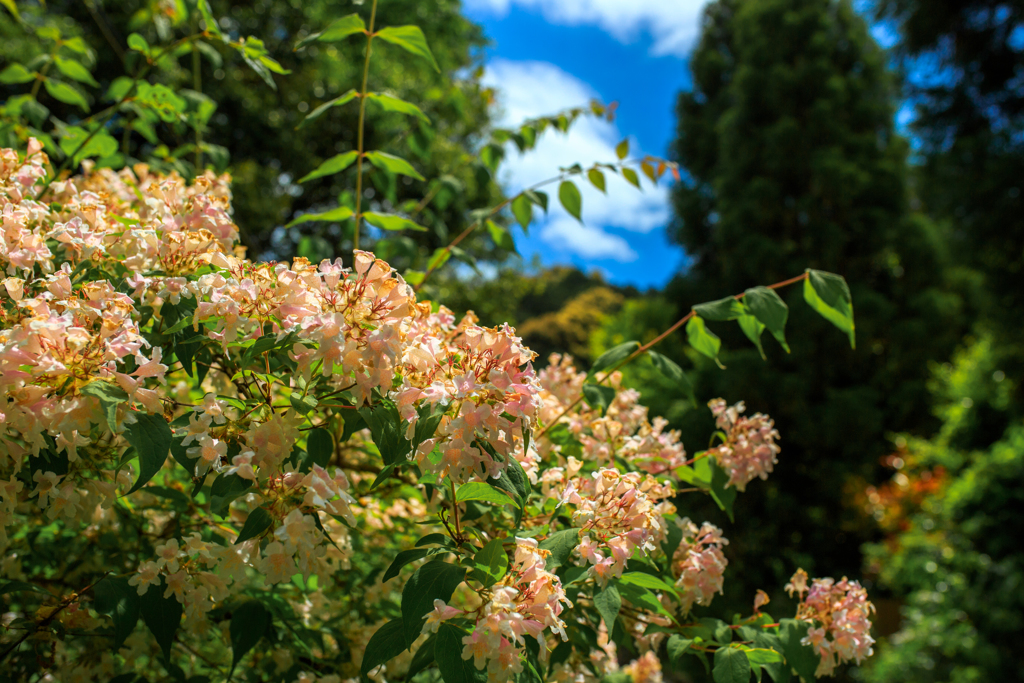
0, 141, 875, 683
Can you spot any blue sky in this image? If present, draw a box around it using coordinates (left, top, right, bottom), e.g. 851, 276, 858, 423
463, 1, 707, 289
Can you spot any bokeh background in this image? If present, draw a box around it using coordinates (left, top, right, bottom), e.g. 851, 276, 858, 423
3, 0, 1023, 680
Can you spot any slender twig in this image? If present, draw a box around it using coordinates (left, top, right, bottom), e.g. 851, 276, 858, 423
352, 0, 379, 253
535, 271, 810, 438
192, 40, 203, 171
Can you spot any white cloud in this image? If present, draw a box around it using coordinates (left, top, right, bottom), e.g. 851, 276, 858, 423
467, 0, 708, 57
483, 60, 671, 262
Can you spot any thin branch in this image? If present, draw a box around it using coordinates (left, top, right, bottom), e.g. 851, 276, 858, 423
352, 0, 379, 253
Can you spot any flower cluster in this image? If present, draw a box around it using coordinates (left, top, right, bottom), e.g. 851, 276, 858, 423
787, 569, 876, 677
707, 398, 781, 491
671, 518, 729, 612
424, 538, 570, 683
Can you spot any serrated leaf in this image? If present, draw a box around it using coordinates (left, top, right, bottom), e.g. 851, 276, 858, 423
363, 211, 428, 232
686, 315, 724, 368
366, 92, 430, 122
376, 25, 439, 72
487, 220, 516, 251
299, 89, 357, 128
713, 647, 751, 683
538, 528, 580, 571
804, 270, 855, 348
582, 383, 616, 416
558, 180, 582, 222
230, 600, 269, 675
744, 286, 790, 352
366, 150, 425, 180
457, 481, 519, 508
361, 619, 407, 676
511, 193, 532, 230
141, 580, 182, 661
667, 635, 693, 664
44, 79, 88, 110
648, 350, 696, 406
234, 507, 273, 545
693, 296, 746, 321
53, 56, 98, 87
594, 583, 621, 629
305, 428, 333, 468
299, 150, 358, 182
93, 577, 140, 650
436, 623, 487, 683
590, 341, 639, 377
0, 63, 36, 84
470, 538, 508, 587
402, 561, 466, 647
124, 413, 172, 494
81, 381, 129, 432
737, 315, 767, 360
587, 168, 606, 193
285, 205, 354, 227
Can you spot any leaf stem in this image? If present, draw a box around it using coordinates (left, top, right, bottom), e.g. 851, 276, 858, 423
352, 0, 379, 254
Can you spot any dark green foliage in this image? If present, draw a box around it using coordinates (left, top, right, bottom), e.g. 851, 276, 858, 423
649, 0, 964, 623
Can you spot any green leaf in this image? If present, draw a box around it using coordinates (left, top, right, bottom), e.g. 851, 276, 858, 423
614, 580, 672, 618
694, 296, 746, 321
298, 150, 358, 182
0, 63, 35, 84
209, 473, 252, 518
197, 0, 223, 37
487, 220, 516, 251
359, 401, 411, 466
366, 92, 430, 122
127, 33, 150, 55
436, 623, 487, 683
81, 382, 129, 432
594, 583, 621, 629
737, 315, 767, 360
470, 538, 508, 587
285, 205, 354, 228
361, 619, 407, 676
376, 25, 440, 72
299, 89, 357, 128
230, 600, 269, 675
779, 619, 818, 683
314, 13, 367, 44
582, 383, 616, 416
59, 126, 118, 164
92, 577, 139, 649
511, 194, 532, 230
804, 270, 855, 349
0, 0, 21, 21
407, 635, 437, 679
618, 572, 678, 597
648, 350, 696, 406
590, 341, 639, 377
457, 481, 519, 508
615, 139, 629, 160
234, 507, 273, 545
305, 428, 333, 468
140, 580, 182, 661
743, 286, 790, 352
587, 168, 607, 193
538, 529, 580, 571
489, 458, 531, 523
745, 648, 785, 682
365, 150, 425, 180
124, 414, 172, 494
622, 167, 641, 189
667, 635, 692, 665
558, 180, 582, 222
289, 392, 318, 415
401, 561, 466, 647
383, 548, 432, 583
44, 79, 88, 110
364, 211, 428, 232
686, 315, 724, 368
713, 647, 751, 683
523, 189, 549, 213
53, 56, 98, 87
